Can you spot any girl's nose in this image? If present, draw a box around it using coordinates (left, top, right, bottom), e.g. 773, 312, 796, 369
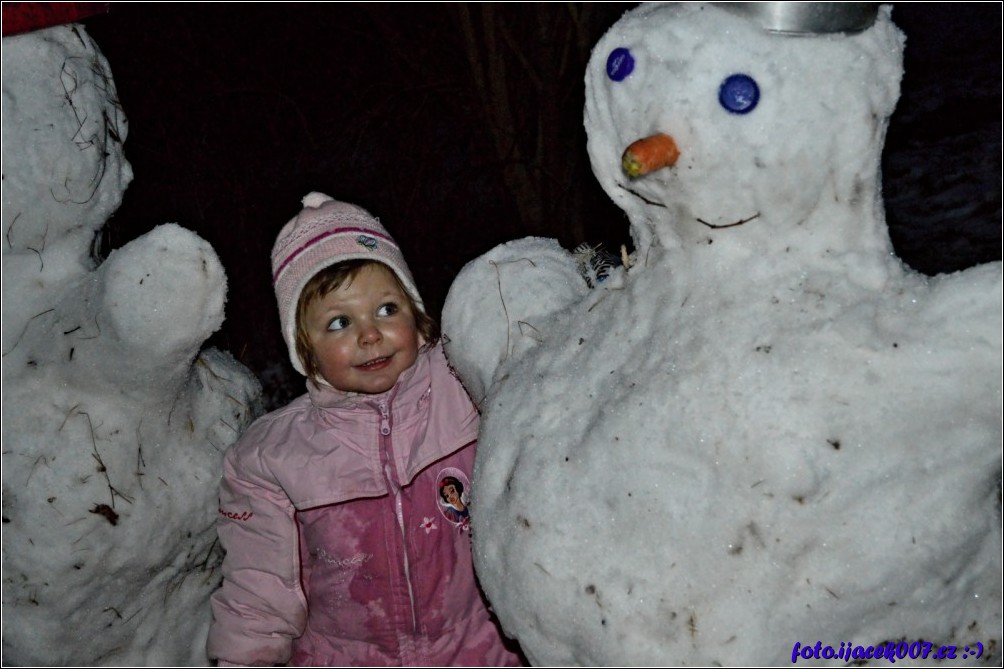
358, 323, 382, 345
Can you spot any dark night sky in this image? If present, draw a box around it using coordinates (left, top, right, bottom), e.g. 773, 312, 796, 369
79, 2, 1001, 406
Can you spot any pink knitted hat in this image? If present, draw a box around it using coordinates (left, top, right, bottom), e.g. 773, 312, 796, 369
271, 192, 424, 376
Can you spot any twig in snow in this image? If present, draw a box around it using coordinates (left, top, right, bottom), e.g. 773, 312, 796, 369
103, 109, 122, 144
198, 537, 220, 571
47, 497, 66, 519
488, 257, 538, 362
587, 293, 610, 313
163, 566, 192, 603
618, 183, 667, 208
516, 321, 544, 343
51, 57, 111, 205
136, 421, 146, 488
5, 211, 22, 249
489, 260, 512, 362
2, 308, 55, 358
58, 403, 81, 431
24, 222, 49, 272
26, 246, 43, 272
77, 314, 102, 340
61, 407, 133, 508
91, 645, 125, 664
69, 25, 87, 48
197, 354, 234, 384
25, 455, 50, 486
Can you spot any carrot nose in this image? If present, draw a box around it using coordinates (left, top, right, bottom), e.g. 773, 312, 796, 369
621, 133, 680, 178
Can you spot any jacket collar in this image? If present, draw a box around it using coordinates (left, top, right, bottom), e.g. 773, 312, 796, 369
273, 341, 477, 500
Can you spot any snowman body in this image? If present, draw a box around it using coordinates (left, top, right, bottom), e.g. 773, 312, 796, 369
444, 4, 1001, 664
2, 25, 261, 665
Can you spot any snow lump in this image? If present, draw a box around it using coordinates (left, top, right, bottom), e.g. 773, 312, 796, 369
2, 24, 261, 665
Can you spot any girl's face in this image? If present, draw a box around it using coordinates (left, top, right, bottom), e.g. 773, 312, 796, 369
303, 263, 421, 394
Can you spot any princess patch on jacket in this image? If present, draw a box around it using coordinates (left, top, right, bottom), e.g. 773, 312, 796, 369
436, 467, 471, 530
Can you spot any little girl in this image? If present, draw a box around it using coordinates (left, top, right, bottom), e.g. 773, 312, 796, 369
207, 193, 522, 666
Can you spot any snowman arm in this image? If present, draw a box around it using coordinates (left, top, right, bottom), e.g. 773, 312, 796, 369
443, 237, 590, 405
207, 449, 307, 666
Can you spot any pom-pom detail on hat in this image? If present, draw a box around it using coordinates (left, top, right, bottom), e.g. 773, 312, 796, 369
302, 192, 332, 209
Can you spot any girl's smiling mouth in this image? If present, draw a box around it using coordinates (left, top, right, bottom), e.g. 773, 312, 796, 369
357, 355, 392, 371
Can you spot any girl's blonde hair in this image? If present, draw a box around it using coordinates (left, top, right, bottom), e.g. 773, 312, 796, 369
294, 259, 439, 381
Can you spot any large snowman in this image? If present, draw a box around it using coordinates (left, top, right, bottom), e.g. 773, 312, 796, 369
443, 3, 1001, 665
2, 22, 261, 665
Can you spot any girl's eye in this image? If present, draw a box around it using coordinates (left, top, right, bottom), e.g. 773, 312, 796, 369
377, 303, 398, 317
327, 316, 350, 331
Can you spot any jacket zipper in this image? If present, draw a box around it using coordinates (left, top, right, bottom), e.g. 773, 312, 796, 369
378, 398, 419, 639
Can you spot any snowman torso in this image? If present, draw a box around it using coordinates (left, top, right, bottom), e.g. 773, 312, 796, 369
471, 250, 1000, 664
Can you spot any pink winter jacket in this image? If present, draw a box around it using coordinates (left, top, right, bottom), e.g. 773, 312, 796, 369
207, 344, 522, 666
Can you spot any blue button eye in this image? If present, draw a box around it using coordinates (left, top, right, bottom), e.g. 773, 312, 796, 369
718, 74, 760, 114
606, 48, 635, 82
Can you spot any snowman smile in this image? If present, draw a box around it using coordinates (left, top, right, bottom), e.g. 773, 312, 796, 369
618, 183, 761, 231
695, 212, 761, 229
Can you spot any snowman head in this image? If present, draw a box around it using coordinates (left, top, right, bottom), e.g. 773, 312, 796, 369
585, 2, 905, 261
2, 24, 132, 275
